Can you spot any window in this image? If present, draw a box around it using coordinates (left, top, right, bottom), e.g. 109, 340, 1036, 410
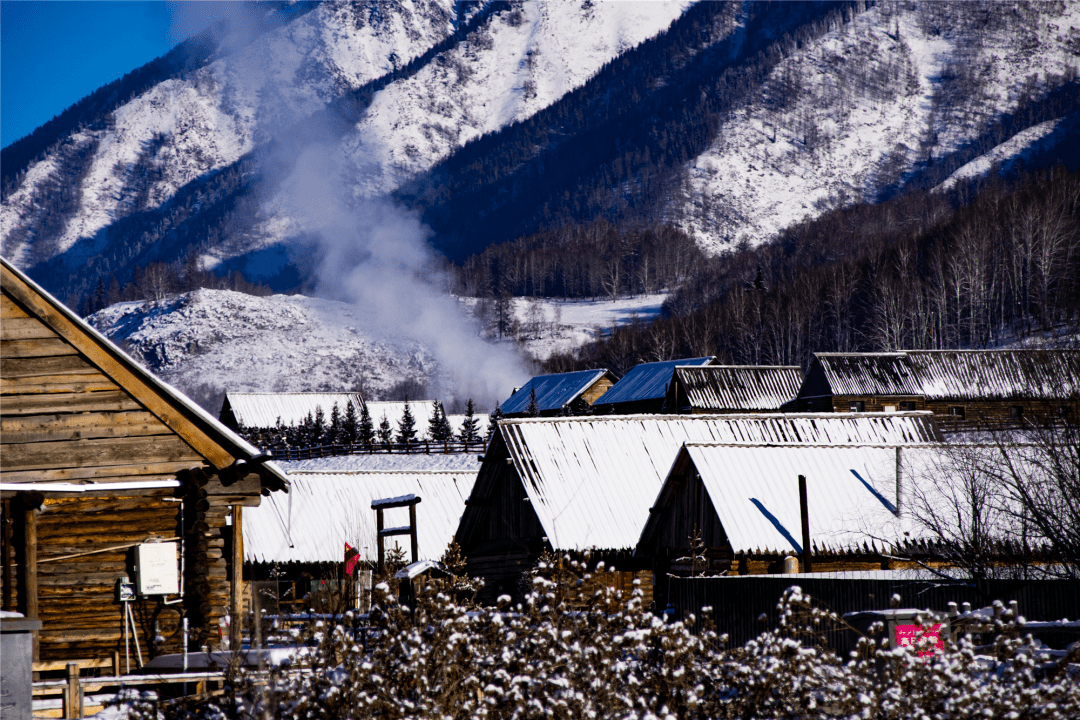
883, 405, 897, 413
1056, 405, 1071, 418
949, 406, 966, 419
899, 401, 916, 411
1010, 406, 1023, 420
849, 401, 865, 412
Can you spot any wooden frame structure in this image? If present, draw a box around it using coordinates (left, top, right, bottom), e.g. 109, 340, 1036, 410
1, 257, 288, 666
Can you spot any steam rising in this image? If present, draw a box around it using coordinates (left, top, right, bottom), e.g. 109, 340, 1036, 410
186, 5, 531, 408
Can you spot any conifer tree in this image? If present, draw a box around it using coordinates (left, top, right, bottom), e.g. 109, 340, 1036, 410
527, 387, 540, 417
487, 403, 503, 443
458, 399, 482, 444
343, 401, 359, 444
359, 404, 376, 447
313, 405, 326, 445
377, 414, 393, 446
330, 402, 342, 444
396, 399, 418, 445
429, 401, 453, 443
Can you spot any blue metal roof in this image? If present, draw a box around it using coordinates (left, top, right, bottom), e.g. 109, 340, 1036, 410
500, 369, 611, 415
594, 357, 715, 407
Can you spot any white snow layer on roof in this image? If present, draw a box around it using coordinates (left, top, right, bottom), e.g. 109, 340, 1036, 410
667, 443, 1041, 555
226, 392, 364, 428
244, 470, 477, 564
280, 453, 483, 473
499, 413, 939, 551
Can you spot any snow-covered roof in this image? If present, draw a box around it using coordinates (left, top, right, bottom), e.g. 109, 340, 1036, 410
495, 413, 941, 552
643, 442, 1043, 556
244, 470, 477, 564
594, 357, 715, 408
810, 350, 1080, 400
222, 392, 364, 429
500, 369, 612, 415
671, 365, 803, 411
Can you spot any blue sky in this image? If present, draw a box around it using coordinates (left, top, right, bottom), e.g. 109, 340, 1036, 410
1, 1, 233, 149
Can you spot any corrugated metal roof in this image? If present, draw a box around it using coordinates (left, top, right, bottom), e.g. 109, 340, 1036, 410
497, 413, 940, 551
594, 357, 715, 408
674, 365, 803, 411
224, 392, 365, 428
500, 369, 610, 415
646, 442, 1037, 555
244, 470, 477, 564
814, 350, 1080, 400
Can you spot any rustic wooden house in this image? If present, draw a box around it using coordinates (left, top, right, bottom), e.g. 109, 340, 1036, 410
243, 467, 477, 608
499, 369, 616, 417
455, 413, 941, 605
636, 442, 1038, 609
592, 357, 716, 415
1, 258, 288, 666
664, 365, 803, 414
792, 350, 1080, 428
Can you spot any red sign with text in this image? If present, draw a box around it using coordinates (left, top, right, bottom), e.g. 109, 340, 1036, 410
894, 623, 944, 657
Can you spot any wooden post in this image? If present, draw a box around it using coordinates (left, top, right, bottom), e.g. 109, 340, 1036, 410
798, 475, 812, 573
112, 650, 121, 678
230, 505, 243, 652
2, 498, 14, 612
376, 508, 385, 576
408, 503, 418, 564
22, 500, 39, 661
64, 662, 82, 719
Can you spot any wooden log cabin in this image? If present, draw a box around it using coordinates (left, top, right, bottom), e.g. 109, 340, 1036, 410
636, 443, 978, 611
498, 369, 616, 418
664, 365, 803, 414
455, 413, 940, 606
1, 258, 289, 667
792, 350, 1080, 430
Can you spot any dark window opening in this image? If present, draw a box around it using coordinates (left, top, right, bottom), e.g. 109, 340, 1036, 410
1010, 406, 1023, 420
949, 406, 966, 419
849, 401, 865, 412
899, 401, 916, 411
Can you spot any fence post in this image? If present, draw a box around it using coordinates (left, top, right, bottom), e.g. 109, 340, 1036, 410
64, 662, 82, 719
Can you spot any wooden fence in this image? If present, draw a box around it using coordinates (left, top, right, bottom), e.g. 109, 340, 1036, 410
668, 575, 1080, 651
266, 438, 485, 461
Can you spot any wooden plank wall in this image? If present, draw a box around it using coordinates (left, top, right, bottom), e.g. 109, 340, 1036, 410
1, 287, 240, 662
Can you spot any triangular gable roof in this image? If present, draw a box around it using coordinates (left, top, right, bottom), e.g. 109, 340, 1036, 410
244, 470, 477, 564
672, 365, 803, 411
221, 392, 364, 429
594, 357, 716, 408
1, 257, 288, 493
480, 413, 940, 551
641, 442, 1038, 556
500, 369, 613, 415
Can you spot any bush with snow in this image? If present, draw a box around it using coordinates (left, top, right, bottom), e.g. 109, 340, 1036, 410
132, 556, 1079, 719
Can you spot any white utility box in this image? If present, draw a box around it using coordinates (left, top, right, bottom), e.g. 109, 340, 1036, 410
135, 542, 180, 595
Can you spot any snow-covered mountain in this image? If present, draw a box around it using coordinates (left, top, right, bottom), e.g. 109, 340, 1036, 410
4, 0, 1080, 396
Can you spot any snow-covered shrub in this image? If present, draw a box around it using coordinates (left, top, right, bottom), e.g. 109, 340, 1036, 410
131, 559, 1079, 720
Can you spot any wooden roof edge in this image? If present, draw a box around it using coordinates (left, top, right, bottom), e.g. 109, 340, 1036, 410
0, 258, 288, 494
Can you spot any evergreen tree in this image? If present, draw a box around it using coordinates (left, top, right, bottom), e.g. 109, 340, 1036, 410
313, 405, 326, 445
458, 399, 482, 444
527, 387, 540, 417
343, 401, 359, 444
396, 399, 418, 445
429, 401, 453, 443
377, 413, 393, 446
330, 402, 342, 445
359, 404, 376, 447
487, 403, 503, 443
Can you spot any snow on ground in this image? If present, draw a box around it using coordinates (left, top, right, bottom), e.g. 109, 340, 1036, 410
459, 293, 668, 361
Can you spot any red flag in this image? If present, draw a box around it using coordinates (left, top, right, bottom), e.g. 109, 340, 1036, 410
344, 542, 360, 576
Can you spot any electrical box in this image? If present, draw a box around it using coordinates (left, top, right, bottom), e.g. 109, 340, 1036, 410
135, 542, 179, 595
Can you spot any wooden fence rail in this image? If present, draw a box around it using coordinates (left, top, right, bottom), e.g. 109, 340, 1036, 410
265, 438, 485, 461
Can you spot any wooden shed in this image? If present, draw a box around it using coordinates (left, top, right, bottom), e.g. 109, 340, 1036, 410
499, 369, 616, 417
592, 357, 716, 415
793, 350, 1080, 429
1, 258, 288, 666
456, 413, 941, 606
